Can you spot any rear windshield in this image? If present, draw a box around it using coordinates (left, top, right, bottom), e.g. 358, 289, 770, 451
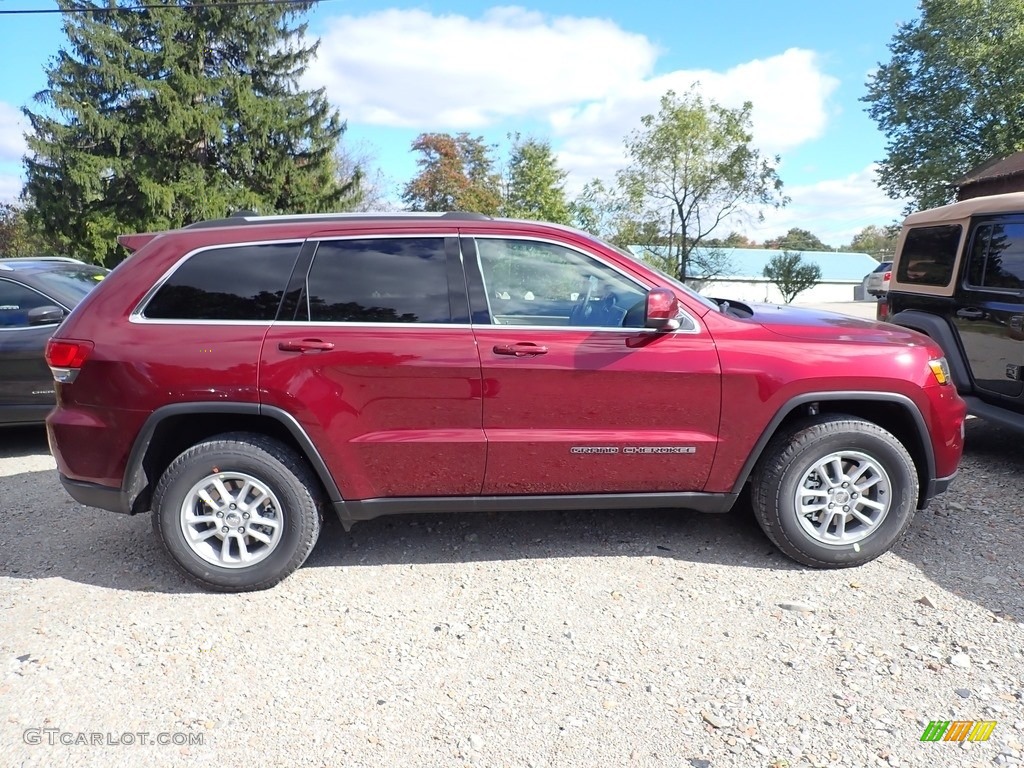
896, 225, 961, 286
32, 265, 109, 306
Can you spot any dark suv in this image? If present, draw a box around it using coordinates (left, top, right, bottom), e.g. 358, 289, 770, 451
46, 212, 966, 591
0, 257, 107, 426
883, 192, 1024, 433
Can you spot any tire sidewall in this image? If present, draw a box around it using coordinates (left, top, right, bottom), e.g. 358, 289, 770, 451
156, 446, 314, 590
772, 429, 917, 566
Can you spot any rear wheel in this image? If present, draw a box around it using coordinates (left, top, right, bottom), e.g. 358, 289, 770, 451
751, 416, 918, 568
152, 432, 322, 592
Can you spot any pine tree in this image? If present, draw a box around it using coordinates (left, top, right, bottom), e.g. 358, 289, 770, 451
22, 0, 358, 265
502, 134, 570, 224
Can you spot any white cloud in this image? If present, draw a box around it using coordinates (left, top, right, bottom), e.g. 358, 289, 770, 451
738, 165, 908, 247
307, 7, 658, 129
0, 173, 21, 203
0, 101, 26, 164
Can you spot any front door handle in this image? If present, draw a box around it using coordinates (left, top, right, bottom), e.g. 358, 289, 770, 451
493, 342, 549, 357
955, 308, 984, 320
278, 339, 335, 353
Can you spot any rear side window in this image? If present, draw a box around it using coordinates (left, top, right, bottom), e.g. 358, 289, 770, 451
896, 225, 961, 286
304, 238, 451, 324
144, 243, 301, 320
965, 222, 1024, 291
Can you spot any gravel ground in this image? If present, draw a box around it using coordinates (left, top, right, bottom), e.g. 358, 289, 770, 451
1, 419, 1021, 768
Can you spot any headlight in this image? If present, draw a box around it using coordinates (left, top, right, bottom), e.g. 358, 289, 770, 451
928, 357, 951, 386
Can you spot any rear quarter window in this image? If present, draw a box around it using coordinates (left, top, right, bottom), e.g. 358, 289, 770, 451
143, 243, 301, 321
895, 225, 961, 286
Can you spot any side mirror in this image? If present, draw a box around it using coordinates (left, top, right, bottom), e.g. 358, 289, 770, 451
644, 288, 681, 331
28, 305, 66, 326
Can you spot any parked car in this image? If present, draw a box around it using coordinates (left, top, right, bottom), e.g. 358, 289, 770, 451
46, 212, 966, 591
883, 192, 1024, 433
0, 257, 108, 426
865, 260, 893, 297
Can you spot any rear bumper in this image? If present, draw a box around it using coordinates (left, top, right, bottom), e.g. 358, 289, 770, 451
60, 474, 128, 514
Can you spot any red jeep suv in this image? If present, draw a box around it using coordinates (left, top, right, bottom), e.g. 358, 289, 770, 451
46, 212, 966, 591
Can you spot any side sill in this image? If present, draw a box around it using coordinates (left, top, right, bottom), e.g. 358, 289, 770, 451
334, 492, 738, 526
963, 396, 1024, 433
60, 475, 129, 514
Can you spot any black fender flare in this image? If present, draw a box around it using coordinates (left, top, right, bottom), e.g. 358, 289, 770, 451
889, 310, 973, 393
122, 402, 343, 514
731, 391, 937, 495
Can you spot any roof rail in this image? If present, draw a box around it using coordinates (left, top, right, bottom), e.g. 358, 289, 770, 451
183, 211, 492, 230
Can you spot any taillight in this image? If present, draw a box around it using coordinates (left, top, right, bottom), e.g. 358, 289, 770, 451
883, 271, 891, 281
876, 301, 890, 321
45, 339, 93, 383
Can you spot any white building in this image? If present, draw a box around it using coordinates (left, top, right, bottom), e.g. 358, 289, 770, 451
628, 246, 879, 304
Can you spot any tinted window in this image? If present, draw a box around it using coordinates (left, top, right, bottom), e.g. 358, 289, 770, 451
965, 222, 1024, 291
305, 238, 451, 324
896, 225, 961, 286
0, 279, 53, 328
476, 238, 646, 328
145, 243, 300, 320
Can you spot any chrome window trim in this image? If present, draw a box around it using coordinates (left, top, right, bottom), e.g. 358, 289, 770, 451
129, 239, 305, 323
0, 277, 69, 332
468, 234, 700, 335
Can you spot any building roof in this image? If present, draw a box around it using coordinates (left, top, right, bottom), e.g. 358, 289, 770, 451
627, 246, 879, 281
955, 152, 1024, 186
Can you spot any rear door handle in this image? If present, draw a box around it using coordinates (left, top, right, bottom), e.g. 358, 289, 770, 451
278, 339, 335, 353
955, 308, 984, 320
493, 342, 549, 357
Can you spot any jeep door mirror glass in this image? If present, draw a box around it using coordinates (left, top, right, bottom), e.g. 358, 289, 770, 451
27, 305, 66, 326
644, 288, 680, 331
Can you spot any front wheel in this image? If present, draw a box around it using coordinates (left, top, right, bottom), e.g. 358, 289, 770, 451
152, 432, 323, 592
751, 416, 919, 568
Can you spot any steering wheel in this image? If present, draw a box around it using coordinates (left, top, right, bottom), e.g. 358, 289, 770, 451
569, 276, 597, 325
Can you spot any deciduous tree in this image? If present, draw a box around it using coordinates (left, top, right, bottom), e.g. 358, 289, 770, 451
617, 88, 787, 281
863, 0, 1024, 210
403, 133, 501, 214
501, 134, 570, 224
763, 251, 822, 303
763, 227, 831, 251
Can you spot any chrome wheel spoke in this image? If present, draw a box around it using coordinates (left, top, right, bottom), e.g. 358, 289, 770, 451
179, 472, 285, 569
794, 451, 892, 547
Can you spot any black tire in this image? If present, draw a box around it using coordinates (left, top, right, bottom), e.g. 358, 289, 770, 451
750, 415, 918, 568
152, 432, 323, 592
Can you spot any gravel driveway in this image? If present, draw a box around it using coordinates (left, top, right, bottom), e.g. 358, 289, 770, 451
1, 419, 1022, 768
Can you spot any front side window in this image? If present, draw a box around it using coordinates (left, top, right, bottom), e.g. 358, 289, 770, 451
304, 238, 451, 324
0, 279, 53, 329
476, 238, 647, 327
896, 225, 961, 286
144, 243, 301, 321
965, 222, 1024, 291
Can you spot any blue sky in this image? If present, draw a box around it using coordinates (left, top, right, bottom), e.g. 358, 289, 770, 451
0, 0, 922, 246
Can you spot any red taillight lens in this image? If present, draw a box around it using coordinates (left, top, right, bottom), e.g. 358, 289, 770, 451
876, 301, 890, 321
883, 271, 892, 281
45, 339, 93, 368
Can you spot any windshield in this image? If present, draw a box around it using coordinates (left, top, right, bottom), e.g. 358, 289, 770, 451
33, 265, 109, 306
605, 242, 721, 312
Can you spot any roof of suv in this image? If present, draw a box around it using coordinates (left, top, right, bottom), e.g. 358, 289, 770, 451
182, 210, 493, 230
904, 191, 1024, 226
0, 257, 86, 272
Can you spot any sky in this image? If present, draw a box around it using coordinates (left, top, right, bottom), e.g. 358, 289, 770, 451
0, 0, 923, 247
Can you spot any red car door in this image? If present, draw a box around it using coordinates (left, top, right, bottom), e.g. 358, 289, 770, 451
463, 235, 722, 495
260, 234, 485, 501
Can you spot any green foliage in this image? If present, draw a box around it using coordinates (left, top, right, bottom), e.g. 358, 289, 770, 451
763, 251, 822, 303
863, 0, 1024, 210
842, 224, 900, 260
22, 0, 354, 266
501, 134, 570, 224
0, 203, 49, 257
763, 227, 832, 251
402, 133, 501, 214
617, 87, 787, 281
